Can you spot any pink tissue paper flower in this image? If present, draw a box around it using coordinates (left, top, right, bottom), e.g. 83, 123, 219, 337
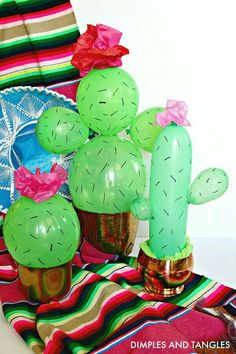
14, 164, 68, 203
156, 100, 190, 128
71, 24, 129, 76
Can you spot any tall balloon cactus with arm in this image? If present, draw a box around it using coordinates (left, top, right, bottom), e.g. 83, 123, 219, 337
131, 100, 228, 295
131, 100, 229, 260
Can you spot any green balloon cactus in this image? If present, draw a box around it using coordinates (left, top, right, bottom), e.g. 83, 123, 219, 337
131, 107, 229, 260
35, 24, 147, 217
4, 195, 80, 268
3, 165, 80, 268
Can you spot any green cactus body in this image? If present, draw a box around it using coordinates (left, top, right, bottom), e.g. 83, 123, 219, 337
76, 67, 139, 135
149, 124, 192, 258
69, 135, 146, 213
3, 195, 80, 268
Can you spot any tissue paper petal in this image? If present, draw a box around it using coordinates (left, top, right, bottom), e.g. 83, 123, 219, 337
14, 164, 68, 203
71, 24, 129, 76
156, 100, 190, 128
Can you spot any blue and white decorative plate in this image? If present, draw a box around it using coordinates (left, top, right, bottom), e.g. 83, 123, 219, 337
0, 86, 77, 210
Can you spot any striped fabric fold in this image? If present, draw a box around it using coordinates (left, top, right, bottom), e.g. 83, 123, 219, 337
0, 237, 235, 354
0, 0, 79, 89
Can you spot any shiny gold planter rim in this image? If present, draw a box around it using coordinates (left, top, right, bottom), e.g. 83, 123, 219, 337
138, 248, 194, 297
76, 208, 139, 255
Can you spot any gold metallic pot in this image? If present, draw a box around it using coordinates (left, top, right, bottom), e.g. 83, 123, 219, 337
76, 209, 139, 255
18, 262, 72, 303
138, 248, 193, 297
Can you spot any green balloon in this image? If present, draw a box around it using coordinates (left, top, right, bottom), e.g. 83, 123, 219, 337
69, 135, 146, 213
188, 168, 229, 204
130, 107, 164, 152
3, 195, 80, 268
76, 68, 139, 135
149, 125, 192, 258
36, 107, 89, 154
130, 197, 152, 221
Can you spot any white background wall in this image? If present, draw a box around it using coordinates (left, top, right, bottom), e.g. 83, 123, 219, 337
71, 0, 236, 239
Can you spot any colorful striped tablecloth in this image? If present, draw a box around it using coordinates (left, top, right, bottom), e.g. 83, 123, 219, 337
0, 237, 235, 353
0, 0, 79, 90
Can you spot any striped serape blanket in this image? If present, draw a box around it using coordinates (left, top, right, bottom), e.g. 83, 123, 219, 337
0, 0, 79, 91
0, 238, 235, 353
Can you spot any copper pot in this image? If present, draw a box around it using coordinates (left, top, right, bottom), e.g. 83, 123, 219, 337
76, 209, 139, 255
18, 262, 72, 303
138, 248, 193, 297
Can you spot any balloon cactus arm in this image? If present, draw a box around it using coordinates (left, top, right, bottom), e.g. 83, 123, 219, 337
129, 107, 164, 153
36, 107, 89, 154
188, 168, 229, 205
130, 197, 152, 221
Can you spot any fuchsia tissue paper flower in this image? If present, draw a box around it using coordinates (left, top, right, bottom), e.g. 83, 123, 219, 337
71, 24, 129, 76
156, 100, 190, 128
14, 164, 68, 203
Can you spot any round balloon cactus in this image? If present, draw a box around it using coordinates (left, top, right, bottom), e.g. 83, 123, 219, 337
4, 195, 80, 268
3, 164, 80, 268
